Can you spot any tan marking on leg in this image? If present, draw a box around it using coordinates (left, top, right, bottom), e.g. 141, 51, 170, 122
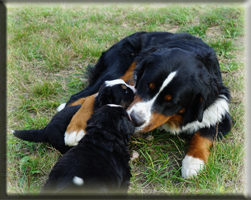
186, 132, 213, 162
66, 94, 96, 134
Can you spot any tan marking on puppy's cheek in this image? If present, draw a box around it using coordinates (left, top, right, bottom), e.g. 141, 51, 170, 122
121, 84, 127, 90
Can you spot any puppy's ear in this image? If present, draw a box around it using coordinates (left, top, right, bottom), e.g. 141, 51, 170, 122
94, 86, 114, 110
120, 116, 135, 135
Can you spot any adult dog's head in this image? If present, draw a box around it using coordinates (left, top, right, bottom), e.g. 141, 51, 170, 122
127, 48, 230, 134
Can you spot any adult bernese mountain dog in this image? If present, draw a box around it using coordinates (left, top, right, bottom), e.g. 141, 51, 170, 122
41, 105, 135, 194
13, 79, 135, 154
60, 31, 232, 178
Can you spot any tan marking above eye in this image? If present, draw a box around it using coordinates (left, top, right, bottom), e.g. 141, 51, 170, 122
179, 108, 186, 113
165, 94, 172, 101
149, 83, 155, 90
121, 84, 127, 90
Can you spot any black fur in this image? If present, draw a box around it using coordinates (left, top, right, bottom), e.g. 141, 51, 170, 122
66, 31, 146, 106
66, 31, 231, 141
94, 81, 134, 111
41, 105, 135, 195
13, 105, 81, 154
133, 46, 231, 137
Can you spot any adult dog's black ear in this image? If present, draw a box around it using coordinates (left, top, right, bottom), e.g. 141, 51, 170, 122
134, 62, 146, 89
184, 93, 206, 124
120, 116, 135, 135
135, 50, 159, 88
195, 51, 221, 79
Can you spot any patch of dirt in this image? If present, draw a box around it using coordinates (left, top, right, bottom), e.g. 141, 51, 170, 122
168, 26, 180, 33
206, 26, 223, 38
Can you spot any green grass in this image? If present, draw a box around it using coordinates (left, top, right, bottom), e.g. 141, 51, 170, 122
7, 3, 245, 195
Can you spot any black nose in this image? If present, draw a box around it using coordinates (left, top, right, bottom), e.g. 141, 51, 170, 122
130, 110, 145, 127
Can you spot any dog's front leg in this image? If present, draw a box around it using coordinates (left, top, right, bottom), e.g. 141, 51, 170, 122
181, 131, 213, 178
64, 94, 96, 146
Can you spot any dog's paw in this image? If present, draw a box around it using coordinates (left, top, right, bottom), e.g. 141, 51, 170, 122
64, 130, 85, 146
181, 155, 205, 178
57, 103, 66, 112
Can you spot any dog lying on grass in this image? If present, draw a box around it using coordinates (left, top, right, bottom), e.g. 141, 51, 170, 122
40, 104, 135, 194
13, 79, 135, 154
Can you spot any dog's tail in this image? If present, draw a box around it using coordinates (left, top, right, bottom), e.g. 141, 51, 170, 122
12, 129, 46, 143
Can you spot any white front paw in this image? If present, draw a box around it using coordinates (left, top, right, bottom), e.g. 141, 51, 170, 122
64, 130, 86, 146
181, 155, 205, 178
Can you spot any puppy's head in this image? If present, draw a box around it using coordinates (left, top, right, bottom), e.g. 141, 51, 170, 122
86, 104, 135, 137
94, 79, 136, 111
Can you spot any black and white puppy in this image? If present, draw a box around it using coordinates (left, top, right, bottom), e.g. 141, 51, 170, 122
13, 79, 135, 154
41, 105, 135, 195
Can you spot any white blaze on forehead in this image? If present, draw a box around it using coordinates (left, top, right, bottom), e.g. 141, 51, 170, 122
158, 71, 177, 94
105, 79, 136, 93
128, 71, 177, 132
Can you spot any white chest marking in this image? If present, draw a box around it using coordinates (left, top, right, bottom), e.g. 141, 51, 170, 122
160, 95, 229, 134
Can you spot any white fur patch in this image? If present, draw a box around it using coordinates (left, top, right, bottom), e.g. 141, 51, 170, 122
107, 104, 122, 108
73, 176, 84, 186
64, 129, 86, 146
105, 79, 136, 93
57, 103, 66, 112
181, 155, 205, 178
160, 95, 229, 134
11, 130, 15, 134
128, 71, 177, 132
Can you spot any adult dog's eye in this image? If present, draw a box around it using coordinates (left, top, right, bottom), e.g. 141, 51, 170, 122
164, 101, 174, 108
124, 89, 129, 94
